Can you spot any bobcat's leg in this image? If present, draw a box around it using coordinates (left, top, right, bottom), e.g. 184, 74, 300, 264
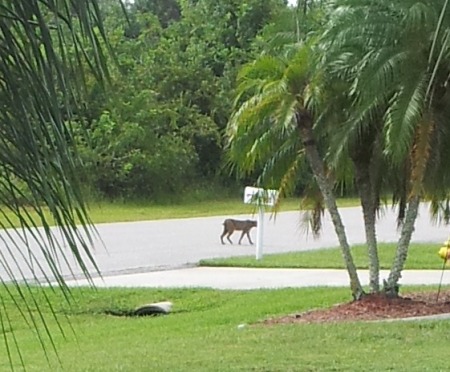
227, 232, 234, 244
246, 231, 253, 245
220, 227, 227, 244
238, 231, 246, 245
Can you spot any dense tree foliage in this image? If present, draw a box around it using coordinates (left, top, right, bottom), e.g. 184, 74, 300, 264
67, 0, 289, 200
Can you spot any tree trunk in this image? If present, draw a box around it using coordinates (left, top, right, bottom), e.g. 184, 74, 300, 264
353, 160, 380, 293
296, 112, 364, 299
384, 194, 421, 297
385, 118, 433, 296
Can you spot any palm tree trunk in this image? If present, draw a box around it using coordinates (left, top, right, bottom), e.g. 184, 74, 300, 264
353, 162, 380, 293
384, 194, 421, 297
296, 112, 364, 299
385, 119, 433, 296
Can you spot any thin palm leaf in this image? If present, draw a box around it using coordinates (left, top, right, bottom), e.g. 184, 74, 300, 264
0, 0, 115, 367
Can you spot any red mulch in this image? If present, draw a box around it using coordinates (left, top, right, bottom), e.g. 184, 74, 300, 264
263, 289, 450, 324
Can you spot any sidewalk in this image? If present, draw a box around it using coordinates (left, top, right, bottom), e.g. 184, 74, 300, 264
64, 267, 450, 290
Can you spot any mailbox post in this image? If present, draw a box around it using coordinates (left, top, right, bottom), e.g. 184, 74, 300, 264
244, 186, 278, 260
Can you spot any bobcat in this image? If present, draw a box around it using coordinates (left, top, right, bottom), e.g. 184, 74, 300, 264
220, 219, 257, 245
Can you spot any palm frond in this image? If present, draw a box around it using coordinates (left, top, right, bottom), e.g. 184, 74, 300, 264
0, 0, 115, 366
410, 115, 435, 196
299, 182, 325, 239
428, 197, 450, 225
384, 72, 428, 161
428, 0, 450, 67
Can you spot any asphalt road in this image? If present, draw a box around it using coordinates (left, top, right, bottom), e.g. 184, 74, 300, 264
1, 203, 449, 281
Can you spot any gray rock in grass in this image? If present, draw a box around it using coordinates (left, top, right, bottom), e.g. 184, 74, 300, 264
134, 301, 173, 316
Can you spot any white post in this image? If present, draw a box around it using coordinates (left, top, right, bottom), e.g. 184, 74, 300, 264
244, 186, 277, 261
256, 205, 264, 260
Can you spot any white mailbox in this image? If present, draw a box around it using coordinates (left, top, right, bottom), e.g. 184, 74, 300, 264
244, 186, 278, 206
243, 186, 279, 260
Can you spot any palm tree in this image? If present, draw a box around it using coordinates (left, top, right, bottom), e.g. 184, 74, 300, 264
0, 0, 111, 365
226, 47, 365, 299
229, 0, 450, 298
319, 83, 385, 293
323, 0, 450, 295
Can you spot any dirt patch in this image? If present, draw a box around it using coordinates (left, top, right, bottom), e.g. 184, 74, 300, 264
263, 289, 450, 324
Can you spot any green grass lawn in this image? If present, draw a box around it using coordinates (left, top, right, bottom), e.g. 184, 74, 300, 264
0, 197, 361, 227
200, 242, 445, 270
3, 285, 450, 371
86, 197, 361, 224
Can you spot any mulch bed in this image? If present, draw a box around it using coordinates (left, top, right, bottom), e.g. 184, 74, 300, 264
263, 289, 450, 324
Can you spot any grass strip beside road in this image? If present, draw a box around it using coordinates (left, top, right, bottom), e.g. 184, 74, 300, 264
200, 243, 445, 270
88, 197, 361, 223
0, 197, 360, 227
3, 285, 450, 371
